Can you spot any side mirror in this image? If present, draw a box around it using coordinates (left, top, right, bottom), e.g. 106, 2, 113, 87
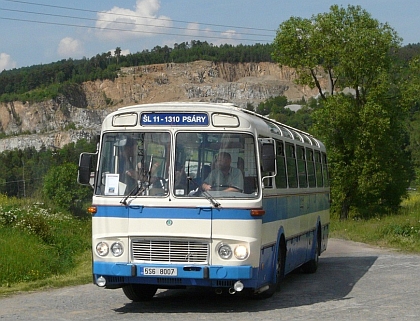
78, 153, 96, 186
259, 139, 276, 172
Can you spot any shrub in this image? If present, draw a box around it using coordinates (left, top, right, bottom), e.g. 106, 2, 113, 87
42, 163, 92, 213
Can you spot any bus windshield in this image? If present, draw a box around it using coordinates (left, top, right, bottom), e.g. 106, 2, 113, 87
95, 131, 259, 199
175, 132, 259, 198
96, 132, 170, 196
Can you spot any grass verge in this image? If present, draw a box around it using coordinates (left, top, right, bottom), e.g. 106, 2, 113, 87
0, 250, 91, 297
0, 195, 91, 297
330, 192, 420, 253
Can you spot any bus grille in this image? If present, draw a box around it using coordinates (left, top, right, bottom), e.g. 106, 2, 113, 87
131, 239, 209, 263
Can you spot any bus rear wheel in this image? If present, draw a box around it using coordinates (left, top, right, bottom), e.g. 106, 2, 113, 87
302, 229, 321, 274
122, 284, 158, 301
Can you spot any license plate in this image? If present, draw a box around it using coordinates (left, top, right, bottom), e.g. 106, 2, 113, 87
143, 267, 178, 276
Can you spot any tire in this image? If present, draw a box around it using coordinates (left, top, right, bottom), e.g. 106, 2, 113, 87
252, 239, 286, 299
122, 284, 158, 302
302, 229, 320, 274
273, 239, 286, 290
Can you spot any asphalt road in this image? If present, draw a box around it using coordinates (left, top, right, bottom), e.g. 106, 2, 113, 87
1, 238, 419, 321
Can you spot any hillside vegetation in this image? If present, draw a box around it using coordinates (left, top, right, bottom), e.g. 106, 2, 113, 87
0, 42, 273, 103
1, 41, 419, 104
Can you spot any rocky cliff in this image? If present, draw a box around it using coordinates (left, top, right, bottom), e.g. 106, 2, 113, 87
0, 61, 319, 152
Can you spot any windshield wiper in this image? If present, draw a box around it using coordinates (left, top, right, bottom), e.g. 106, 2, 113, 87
120, 183, 143, 206
187, 176, 220, 208
186, 160, 220, 208
120, 155, 155, 205
145, 155, 153, 189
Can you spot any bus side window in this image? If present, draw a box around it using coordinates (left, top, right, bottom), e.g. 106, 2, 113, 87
260, 138, 275, 188
322, 153, 329, 187
275, 140, 287, 188
297, 146, 307, 188
306, 149, 316, 187
315, 151, 323, 187
286, 143, 298, 188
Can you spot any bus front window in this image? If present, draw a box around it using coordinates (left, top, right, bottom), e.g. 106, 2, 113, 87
97, 132, 170, 196
175, 132, 259, 198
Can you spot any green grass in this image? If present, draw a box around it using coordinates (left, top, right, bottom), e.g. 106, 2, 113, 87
330, 192, 420, 252
0, 195, 91, 297
0, 249, 92, 297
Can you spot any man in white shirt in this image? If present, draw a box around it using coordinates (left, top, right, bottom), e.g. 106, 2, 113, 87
202, 152, 244, 192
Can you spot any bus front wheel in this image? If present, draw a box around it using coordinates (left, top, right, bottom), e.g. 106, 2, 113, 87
252, 239, 286, 299
122, 284, 158, 301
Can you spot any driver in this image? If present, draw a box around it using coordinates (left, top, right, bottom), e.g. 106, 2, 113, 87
201, 152, 243, 192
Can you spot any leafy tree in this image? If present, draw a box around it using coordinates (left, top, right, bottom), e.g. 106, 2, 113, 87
256, 95, 288, 116
394, 43, 420, 65
273, 5, 400, 99
273, 5, 412, 219
42, 163, 92, 214
114, 47, 122, 65
256, 95, 315, 132
0, 139, 96, 212
403, 58, 420, 187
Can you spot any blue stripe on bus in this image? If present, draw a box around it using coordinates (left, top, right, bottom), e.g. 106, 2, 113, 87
93, 192, 329, 223
93, 261, 254, 280
94, 205, 257, 220
262, 193, 330, 223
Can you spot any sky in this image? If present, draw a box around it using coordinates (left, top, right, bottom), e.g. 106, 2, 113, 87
0, 0, 419, 71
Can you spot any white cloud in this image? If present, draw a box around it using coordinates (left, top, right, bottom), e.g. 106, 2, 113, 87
220, 30, 238, 40
183, 24, 240, 46
96, 0, 172, 41
0, 53, 17, 71
57, 37, 84, 58
185, 22, 201, 37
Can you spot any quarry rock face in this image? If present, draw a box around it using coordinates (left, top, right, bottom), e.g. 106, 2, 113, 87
0, 61, 319, 152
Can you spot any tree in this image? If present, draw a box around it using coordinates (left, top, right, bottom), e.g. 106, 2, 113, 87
273, 5, 411, 219
42, 163, 92, 214
114, 47, 122, 65
402, 58, 420, 187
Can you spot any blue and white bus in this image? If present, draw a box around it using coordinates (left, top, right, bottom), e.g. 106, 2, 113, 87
78, 102, 330, 300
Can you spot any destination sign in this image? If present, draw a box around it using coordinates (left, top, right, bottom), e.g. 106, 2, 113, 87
140, 112, 209, 126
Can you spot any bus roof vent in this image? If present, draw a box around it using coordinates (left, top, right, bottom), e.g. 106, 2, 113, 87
112, 112, 138, 127
212, 113, 240, 127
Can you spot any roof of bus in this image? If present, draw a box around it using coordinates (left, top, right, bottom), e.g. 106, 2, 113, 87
107, 102, 325, 149
117, 102, 239, 112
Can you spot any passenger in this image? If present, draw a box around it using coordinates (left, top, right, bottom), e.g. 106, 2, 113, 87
119, 137, 139, 190
120, 137, 160, 189
202, 152, 244, 192
201, 164, 211, 180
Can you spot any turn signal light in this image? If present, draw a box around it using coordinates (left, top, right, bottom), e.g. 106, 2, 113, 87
250, 209, 265, 217
87, 206, 97, 215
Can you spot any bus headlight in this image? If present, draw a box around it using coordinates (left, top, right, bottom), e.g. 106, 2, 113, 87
217, 243, 232, 259
234, 245, 249, 260
96, 242, 109, 256
111, 242, 124, 257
